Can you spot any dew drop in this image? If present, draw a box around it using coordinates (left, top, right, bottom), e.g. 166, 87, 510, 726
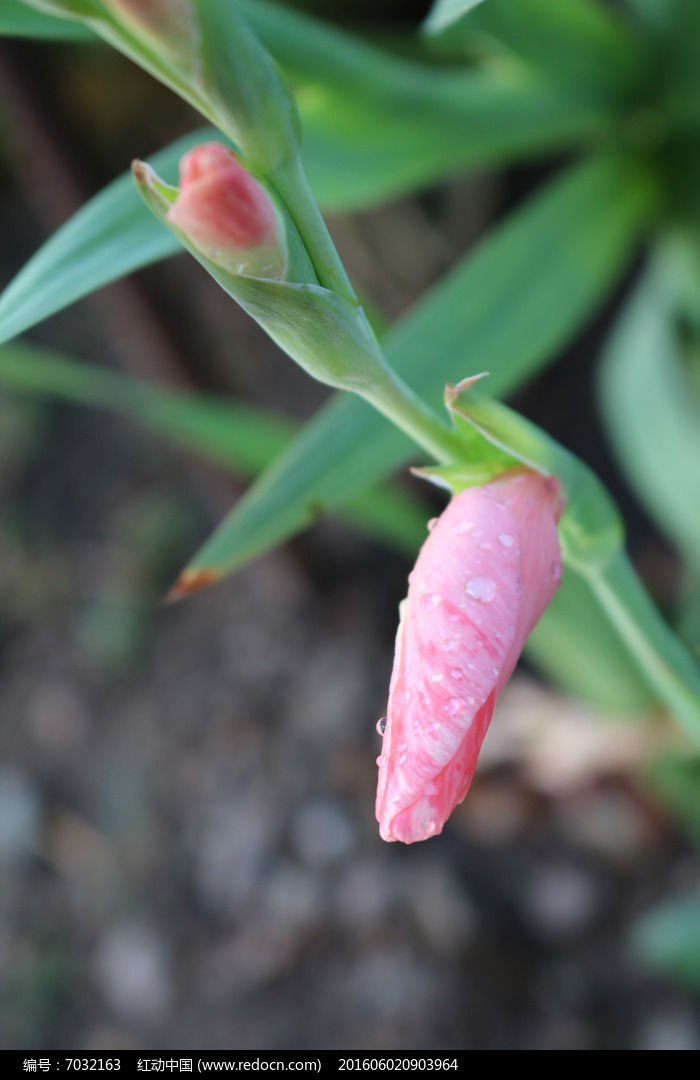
467, 696, 476, 706
498, 532, 515, 547
376, 717, 387, 735
450, 668, 464, 681
443, 698, 462, 717
376, 754, 386, 766
451, 520, 473, 535
441, 637, 458, 653
430, 673, 444, 683
427, 517, 439, 532
398, 741, 408, 753
465, 576, 496, 603
399, 753, 407, 765
551, 560, 563, 582
420, 592, 442, 612
425, 821, 437, 836
479, 541, 491, 550
491, 666, 499, 677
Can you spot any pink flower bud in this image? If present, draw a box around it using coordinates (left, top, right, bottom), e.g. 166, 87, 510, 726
376, 470, 564, 844
166, 143, 285, 277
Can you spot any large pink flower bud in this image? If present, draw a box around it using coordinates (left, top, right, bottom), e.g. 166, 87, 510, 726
376, 470, 565, 844
166, 142, 286, 278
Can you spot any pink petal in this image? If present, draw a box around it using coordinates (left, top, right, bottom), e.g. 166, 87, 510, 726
376, 470, 564, 844
167, 143, 280, 260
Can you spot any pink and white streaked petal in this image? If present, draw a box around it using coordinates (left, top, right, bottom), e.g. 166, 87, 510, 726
376, 470, 563, 844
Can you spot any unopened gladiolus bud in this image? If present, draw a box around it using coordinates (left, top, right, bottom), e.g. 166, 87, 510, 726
376, 470, 565, 844
166, 142, 286, 278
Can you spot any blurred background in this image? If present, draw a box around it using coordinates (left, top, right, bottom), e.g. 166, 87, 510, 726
1, 0, 700, 1053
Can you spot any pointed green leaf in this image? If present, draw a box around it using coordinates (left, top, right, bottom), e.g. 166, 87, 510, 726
0, 341, 429, 555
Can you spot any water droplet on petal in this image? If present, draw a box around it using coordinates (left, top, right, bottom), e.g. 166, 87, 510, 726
498, 532, 515, 547
444, 698, 462, 717
479, 541, 491, 550
376, 717, 387, 735
430, 673, 444, 683
491, 666, 499, 677
465, 576, 496, 603
376, 754, 386, 766
420, 592, 442, 612
551, 560, 563, 582
467, 696, 476, 706
427, 517, 438, 532
399, 753, 407, 765
451, 520, 473, 535
450, 668, 464, 681
441, 637, 458, 653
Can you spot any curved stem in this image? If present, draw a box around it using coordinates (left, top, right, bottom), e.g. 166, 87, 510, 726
583, 551, 700, 743
271, 156, 357, 305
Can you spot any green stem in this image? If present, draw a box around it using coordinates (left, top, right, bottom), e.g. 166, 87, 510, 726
271, 157, 357, 304
583, 551, 700, 743
364, 364, 465, 464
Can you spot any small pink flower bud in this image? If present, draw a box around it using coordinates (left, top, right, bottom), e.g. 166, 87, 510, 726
376, 470, 565, 844
166, 142, 286, 277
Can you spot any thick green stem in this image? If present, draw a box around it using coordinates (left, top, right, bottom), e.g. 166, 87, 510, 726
364, 366, 465, 464
582, 551, 700, 743
271, 157, 357, 304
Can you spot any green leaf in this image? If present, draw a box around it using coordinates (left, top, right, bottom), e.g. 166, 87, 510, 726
0, 0, 90, 38
645, 753, 700, 845
180, 153, 656, 580
424, 0, 487, 35
424, 0, 646, 101
599, 251, 700, 573
525, 569, 655, 710
632, 893, 700, 994
0, 130, 208, 347
0, 341, 429, 556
